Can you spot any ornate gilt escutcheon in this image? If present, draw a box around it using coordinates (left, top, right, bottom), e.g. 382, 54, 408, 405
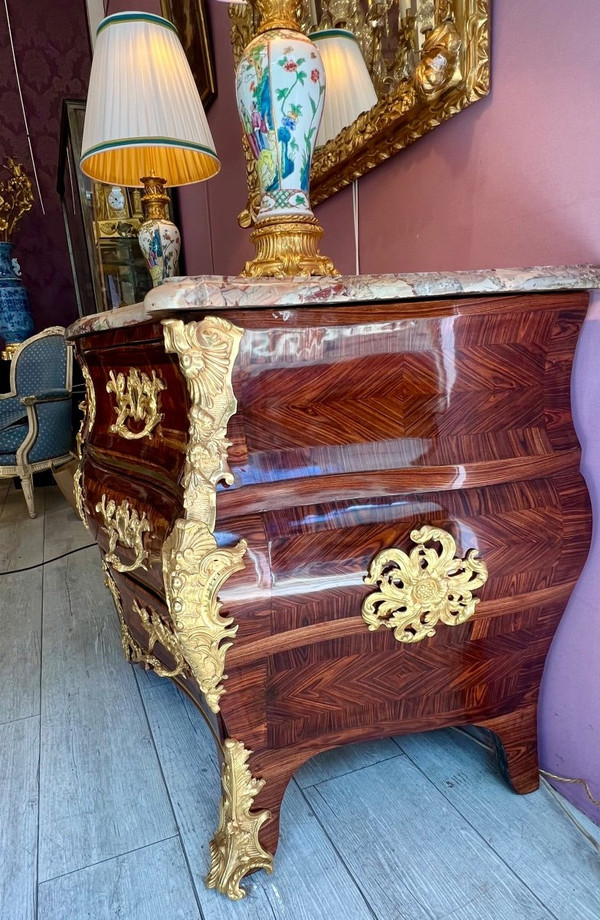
106, 367, 166, 440
130, 599, 187, 678
162, 519, 246, 713
362, 525, 488, 643
73, 362, 96, 529
95, 495, 152, 573
207, 738, 273, 900
102, 562, 187, 679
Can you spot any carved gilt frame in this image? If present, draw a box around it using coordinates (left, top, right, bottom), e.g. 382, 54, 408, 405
229, 0, 490, 218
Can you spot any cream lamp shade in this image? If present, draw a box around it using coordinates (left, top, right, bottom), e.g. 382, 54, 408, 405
80, 11, 220, 187
311, 28, 378, 148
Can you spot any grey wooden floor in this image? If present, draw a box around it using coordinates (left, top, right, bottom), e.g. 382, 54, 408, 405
1, 481, 599, 920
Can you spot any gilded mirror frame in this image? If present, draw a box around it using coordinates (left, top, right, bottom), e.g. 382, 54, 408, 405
229, 0, 490, 220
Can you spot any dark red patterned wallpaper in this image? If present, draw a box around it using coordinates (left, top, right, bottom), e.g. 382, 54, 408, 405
0, 0, 91, 338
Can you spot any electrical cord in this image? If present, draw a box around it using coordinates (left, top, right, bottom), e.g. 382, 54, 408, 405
451, 725, 600, 851
0, 542, 96, 577
540, 770, 600, 807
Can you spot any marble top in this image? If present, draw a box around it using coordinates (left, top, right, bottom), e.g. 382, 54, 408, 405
66, 264, 600, 337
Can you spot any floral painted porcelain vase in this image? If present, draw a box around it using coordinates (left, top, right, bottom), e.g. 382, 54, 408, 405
234, 0, 337, 277
138, 219, 180, 288
236, 31, 325, 222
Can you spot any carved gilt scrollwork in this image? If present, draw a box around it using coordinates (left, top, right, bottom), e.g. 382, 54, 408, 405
207, 738, 273, 900
73, 362, 96, 529
160, 316, 267, 896
162, 316, 244, 527
72, 467, 88, 529
162, 519, 246, 714
161, 316, 246, 713
95, 495, 152, 573
102, 562, 186, 678
414, 18, 462, 100
106, 367, 166, 440
362, 525, 488, 643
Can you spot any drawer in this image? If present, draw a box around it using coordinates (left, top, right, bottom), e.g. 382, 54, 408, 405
78, 337, 190, 488
81, 455, 183, 599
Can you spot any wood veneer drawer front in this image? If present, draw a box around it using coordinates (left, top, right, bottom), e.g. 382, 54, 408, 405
78, 338, 189, 485
81, 457, 183, 598
223, 298, 587, 506
222, 466, 591, 749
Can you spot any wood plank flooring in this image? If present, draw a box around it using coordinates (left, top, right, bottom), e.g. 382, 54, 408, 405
1, 481, 599, 920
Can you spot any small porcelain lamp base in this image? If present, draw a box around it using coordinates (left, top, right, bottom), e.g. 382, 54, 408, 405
138, 176, 181, 287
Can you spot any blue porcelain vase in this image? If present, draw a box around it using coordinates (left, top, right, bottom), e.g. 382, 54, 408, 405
0, 242, 34, 353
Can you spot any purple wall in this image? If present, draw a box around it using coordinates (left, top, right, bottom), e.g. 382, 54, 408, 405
104, 0, 600, 820
0, 1, 91, 336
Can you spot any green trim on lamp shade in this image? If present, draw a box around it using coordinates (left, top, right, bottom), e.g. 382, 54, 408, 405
97, 12, 178, 37
310, 28, 359, 43
81, 136, 219, 163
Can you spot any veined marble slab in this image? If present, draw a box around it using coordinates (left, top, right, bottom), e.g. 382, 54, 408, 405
66, 264, 600, 337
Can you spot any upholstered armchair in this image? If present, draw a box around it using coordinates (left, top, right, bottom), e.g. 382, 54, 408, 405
0, 327, 73, 517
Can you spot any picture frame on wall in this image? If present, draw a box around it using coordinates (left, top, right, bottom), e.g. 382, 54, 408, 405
160, 0, 217, 110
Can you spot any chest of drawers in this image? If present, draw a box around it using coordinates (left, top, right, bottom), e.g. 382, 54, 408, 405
67, 269, 596, 900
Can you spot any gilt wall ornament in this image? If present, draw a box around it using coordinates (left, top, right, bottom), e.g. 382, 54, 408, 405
230, 0, 490, 215
362, 525, 488, 643
207, 738, 273, 900
162, 317, 244, 527
162, 519, 247, 713
106, 367, 166, 440
95, 495, 152, 573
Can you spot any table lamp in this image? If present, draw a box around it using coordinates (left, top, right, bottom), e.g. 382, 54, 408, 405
80, 12, 220, 287
235, 0, 338, 278
311, 28, 378, 148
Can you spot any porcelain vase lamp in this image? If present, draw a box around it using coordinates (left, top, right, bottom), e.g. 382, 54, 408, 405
236, 0, 337, 277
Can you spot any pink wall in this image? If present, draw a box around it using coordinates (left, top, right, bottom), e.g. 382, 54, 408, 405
102, 0, 600, 821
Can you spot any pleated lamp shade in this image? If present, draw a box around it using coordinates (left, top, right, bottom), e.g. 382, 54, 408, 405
80, 11, 220, 187
311, 28, 378, 148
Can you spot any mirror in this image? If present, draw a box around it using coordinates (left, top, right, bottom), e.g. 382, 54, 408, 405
229, 0, 489, 220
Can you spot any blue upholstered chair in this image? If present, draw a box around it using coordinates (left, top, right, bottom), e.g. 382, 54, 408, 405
0, 327, 73, 517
